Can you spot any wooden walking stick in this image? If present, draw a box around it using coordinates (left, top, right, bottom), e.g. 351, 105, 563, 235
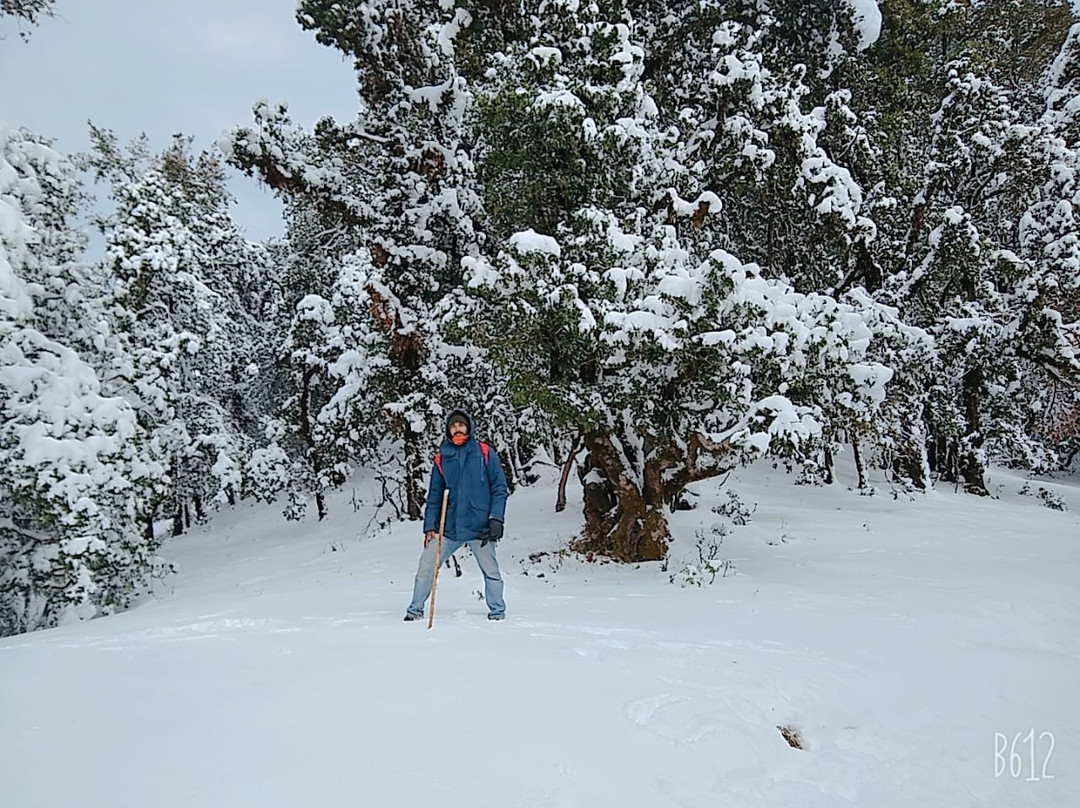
427, 489, 450, 630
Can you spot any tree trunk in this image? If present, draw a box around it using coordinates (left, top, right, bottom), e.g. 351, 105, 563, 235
958, 366, 989, 495
298, 365, 330, 518
893, 419, 930, 490
933, 436, 958, 483
572, 426, 735, 563
404, 427, 426, 521
852, 438, 867, 490
500, 444, 517, 495
926, 431, 939, 476
555, 434, 582, 512
823, 445, 835, 485
172, 503, 184, 537
573, 430, 668, 562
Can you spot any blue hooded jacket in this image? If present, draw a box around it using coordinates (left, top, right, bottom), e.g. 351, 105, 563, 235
423, 409, 508, 542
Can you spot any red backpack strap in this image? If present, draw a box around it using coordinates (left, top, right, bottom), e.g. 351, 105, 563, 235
434, 453, 443, 476
479, 442, 490, 465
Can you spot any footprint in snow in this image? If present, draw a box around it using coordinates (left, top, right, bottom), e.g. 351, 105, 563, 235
625, 693, 688, 726
626, 692, 766, 746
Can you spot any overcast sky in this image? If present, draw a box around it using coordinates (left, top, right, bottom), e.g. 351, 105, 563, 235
0, 0, 358, 241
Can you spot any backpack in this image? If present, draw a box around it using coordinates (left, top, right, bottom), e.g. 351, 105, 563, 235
434, 441, 491, 477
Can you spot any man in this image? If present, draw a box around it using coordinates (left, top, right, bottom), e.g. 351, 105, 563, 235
404, 408, 508, 622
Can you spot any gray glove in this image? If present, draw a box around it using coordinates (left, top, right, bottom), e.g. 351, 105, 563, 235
480, 518, 504, 547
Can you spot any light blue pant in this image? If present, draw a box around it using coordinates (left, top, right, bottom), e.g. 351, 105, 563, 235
406, 537, 505, 618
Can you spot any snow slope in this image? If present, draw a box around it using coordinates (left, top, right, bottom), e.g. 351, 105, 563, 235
2, 461, 1078, 808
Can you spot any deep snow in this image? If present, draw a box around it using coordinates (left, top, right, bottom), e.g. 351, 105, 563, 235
2, 459, 1078, 807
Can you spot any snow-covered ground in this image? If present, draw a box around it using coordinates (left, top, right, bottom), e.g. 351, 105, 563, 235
2, 460, 1078, 807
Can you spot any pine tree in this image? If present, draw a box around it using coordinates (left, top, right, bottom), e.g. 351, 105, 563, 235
1044, 21, 1080, 147
638, 0, 877, 294
830, 0, 1080, 488
225, 0, 497, 519
1024, 20, 1080, 468
237, 200, 344, 521
89, 129, 271, 531
1, 124, 167, 635
873, 2, 1080, 491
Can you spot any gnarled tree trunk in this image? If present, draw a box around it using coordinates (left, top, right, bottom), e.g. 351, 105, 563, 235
573, 426, 734, 563
574, 430, 668, 561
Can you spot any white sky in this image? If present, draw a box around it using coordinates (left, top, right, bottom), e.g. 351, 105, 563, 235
0, 0, 358, 241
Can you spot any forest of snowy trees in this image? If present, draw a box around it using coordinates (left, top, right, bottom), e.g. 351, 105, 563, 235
2, 0, 1078, 635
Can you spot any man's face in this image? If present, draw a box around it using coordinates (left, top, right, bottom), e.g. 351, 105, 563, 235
450, 420, 468, 438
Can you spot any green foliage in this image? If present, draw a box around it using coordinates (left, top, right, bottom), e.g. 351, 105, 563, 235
477, 91, 632, 239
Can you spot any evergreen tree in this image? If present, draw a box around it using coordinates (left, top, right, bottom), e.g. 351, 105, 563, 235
464, 0, 904, 560
238, 199, 345, 521
834, 0, 1080, 489
879, 4, 1080, 490
1026, 20, 1080, 468
1044, 21, 1080, 147
225, 0, 497, 519
89, 129, 272, 531
637, 0, 878, 293
0, 124, 167, 635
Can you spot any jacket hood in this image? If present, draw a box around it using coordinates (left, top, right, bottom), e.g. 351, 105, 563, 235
444, 408, 475, 441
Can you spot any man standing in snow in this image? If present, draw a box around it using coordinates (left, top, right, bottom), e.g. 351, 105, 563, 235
404, 409, 508, 622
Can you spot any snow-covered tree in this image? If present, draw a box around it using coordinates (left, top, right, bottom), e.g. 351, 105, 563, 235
1044, 21, 1080, 147
825, 0, 1079, 489
1, 123, 167, 635
640, 3, 878, 294
887, 49, 1080, 491
224, 0, 502, 519
463, 222, 899, 560
89, 129, 274, 531
232, 201, 343, 521
457, 1, 905, 560
1025, 20, 1080, 468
